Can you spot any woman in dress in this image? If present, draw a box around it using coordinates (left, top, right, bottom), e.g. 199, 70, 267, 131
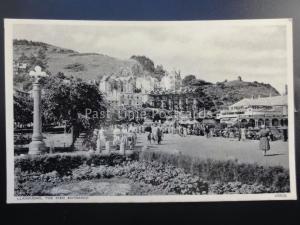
113, 125, 121, 147
241, 127, 246, 141
258, 125, 271, 156
144, 125, 152, 144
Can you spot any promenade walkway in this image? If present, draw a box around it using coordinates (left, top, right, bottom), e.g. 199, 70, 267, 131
137, 133, 290, 168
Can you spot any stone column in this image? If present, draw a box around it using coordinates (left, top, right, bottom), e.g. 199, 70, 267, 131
29, 81, 46, 154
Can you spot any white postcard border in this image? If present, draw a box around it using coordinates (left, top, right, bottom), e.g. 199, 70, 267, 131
5, 18, 297, 203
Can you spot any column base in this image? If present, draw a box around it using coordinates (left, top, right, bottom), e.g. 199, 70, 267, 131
28, 140, 47, 155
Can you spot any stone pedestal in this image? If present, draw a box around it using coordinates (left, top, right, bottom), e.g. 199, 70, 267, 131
29, 82, 46, 155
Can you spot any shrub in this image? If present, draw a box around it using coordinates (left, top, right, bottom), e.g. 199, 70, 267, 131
15, 160, 209, 196
139, 150, 290, 192
63, 63, 85, 72
14, 168, 59, 196
15, 152, 138, 176
71, 161, 209, 195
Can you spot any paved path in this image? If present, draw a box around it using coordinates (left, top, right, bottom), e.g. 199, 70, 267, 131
136, 133, 289, 168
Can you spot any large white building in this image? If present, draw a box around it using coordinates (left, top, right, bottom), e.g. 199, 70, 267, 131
99, 71, 182, 107
160, 71, 182, 91
217, 95, 288, 127
99, 75, 146, 107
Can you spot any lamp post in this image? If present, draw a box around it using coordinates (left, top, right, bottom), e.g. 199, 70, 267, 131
28, 66, 47, 155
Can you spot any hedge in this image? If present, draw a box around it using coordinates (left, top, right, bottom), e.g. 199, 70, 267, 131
15, 152, 138, 176
139, 150, 290, 192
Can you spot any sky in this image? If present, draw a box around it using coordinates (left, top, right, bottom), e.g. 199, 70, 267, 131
12, 20, 289, 93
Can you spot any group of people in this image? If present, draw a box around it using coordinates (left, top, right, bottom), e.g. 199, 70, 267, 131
91, 127, 106, 152
112, 124, 137, 150
144, 123, 163, 145
92, 118, 286, 157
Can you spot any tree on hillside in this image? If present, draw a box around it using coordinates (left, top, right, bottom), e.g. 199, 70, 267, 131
131, 55, 155, 72
155, 64, 166, 76
182, 75, 212, 87
131, 55, 166, 81
182, 75, 196, 86
18, 52, 29, 62
194, 87, 215, 110
42, 74, 107, 149
190, 79, 212, 86
14, 95, 33, 127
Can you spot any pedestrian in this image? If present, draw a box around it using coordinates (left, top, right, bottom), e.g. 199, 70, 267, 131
157, 124, 162, 144
113, 125, 122, 147
152, 123, 158, 142
183, 126, 187, 137
237, 128, 242, 141
205, 125, 210, 138
258, 125, 271, 156
283, 128, 288, 142
241, 127, 246, 141
144, 125, 152, 144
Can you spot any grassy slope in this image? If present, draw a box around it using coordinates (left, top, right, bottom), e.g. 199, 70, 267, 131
13, 41, 139, 81
203, 80, 279, 107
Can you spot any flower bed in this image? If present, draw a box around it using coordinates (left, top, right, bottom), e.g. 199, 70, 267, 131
14, 150, 290, 196
139, 150, 290, 193
71, 161, 209, 195
15, 161, 209, 196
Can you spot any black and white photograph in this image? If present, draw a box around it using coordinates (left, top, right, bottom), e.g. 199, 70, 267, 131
5, 19, 296, 203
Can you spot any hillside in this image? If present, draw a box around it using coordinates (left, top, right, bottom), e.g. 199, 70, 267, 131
180, 76, 280, 111
201, 79, 279, 108
13, 39, 280, 110
13, 39, 144, 81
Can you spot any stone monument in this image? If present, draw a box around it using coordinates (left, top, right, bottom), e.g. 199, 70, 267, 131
28, 66, 47, 155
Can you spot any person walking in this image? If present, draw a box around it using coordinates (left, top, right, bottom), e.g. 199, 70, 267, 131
258, 125, 271, 156
241, 127, 246, 141
283, 128, 288, 142
183, 126, 187, 137
145, 125, 152, 144
113, 125, 121, 148
205, 125, 210, 138
157, 124, 162, 144
237, 128, 241, 141
152, 123, 158, 143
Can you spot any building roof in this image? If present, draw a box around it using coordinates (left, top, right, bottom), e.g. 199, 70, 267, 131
231, 95, 288, 107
